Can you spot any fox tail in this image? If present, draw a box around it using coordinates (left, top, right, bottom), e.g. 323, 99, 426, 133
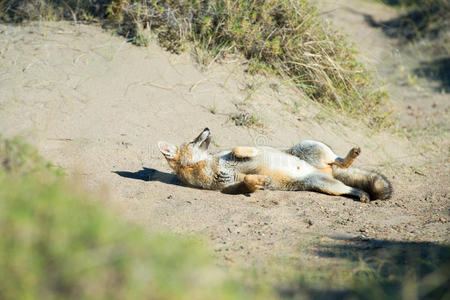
332, 166, 392, 200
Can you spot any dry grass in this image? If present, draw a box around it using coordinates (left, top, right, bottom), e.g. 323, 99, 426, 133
0, 0, 392, 126
107, 0, 391, 123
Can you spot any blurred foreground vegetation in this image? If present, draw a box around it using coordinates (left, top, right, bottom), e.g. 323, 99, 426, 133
1, 137, 449, 299
0, 137, 265, 299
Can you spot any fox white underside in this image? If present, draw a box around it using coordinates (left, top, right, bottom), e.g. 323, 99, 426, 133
217, 146, 316, 179
257, 147, 315, 178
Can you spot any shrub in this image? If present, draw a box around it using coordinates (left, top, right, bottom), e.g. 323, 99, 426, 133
0, 0, 391, 123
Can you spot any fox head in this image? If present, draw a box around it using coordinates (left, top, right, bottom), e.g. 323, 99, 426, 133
158, 128, 211, 172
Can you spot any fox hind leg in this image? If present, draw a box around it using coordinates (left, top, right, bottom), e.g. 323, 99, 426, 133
221, 174, 271, 194
332, 147, 361, 168
301, 174, 369, 203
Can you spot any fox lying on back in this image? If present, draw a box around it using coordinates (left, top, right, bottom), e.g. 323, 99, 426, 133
158, 128, 392, 203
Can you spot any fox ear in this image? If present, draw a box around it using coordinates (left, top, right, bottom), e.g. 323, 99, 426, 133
158, 141, 177, 158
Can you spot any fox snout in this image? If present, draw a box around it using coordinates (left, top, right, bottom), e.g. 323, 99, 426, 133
194, 128, 210, 141
193, 128, 211, 150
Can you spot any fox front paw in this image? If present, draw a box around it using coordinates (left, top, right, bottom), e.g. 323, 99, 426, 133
244, 174, 271, 187
232, 147, 260, 158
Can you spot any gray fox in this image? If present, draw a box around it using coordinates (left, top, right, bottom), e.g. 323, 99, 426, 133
158, 128, 392, 202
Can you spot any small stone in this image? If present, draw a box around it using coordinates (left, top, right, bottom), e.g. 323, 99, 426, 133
439, 217, 447, 223
307, 219, 313, 226
167, 195, 173, 199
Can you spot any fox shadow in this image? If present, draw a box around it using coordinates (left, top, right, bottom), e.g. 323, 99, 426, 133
112, 167, 254, 196
112, 167, 183, 186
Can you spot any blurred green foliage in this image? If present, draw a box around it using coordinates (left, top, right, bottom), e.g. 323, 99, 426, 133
0, 137, 264, 299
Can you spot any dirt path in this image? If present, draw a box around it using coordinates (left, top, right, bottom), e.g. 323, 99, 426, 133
0, 0, 448, 278
318, 0, 450, 131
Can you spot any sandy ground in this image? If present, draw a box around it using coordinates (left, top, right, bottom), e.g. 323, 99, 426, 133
0, 0, 448, 278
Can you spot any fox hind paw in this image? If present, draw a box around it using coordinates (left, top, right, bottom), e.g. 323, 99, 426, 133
359, 192, 370, 203
350, 147, 361, 158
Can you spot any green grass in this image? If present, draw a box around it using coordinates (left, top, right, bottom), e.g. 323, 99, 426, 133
0, 0, 392, 126
0, 137, 268, 299
0, 136, 63, 178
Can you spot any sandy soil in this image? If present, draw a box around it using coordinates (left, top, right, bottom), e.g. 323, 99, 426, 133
0, 0, 448, 277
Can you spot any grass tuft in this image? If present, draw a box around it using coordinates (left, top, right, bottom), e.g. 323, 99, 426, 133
230, 111, 262, 127
107, 0, 390, 120
0, 136, 63, 178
